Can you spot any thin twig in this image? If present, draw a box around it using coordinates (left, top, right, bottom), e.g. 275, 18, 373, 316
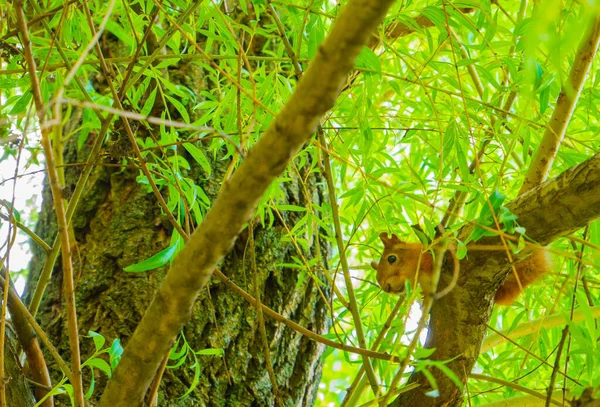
560, 226, 590, 405
248, 220, 282, 406
341, 298, 404, 406
0, 54, 308, 76
0, 210, 51, 254
0, 146, 21, 407
0, 271, 73, 381
319, 131, 379, 394
470, 374, 566, 407
213, 269, 400, 362
13, 0, 102, 403
0, 268, 53, 406
546, 326, 569, 407
28, 119, 111, 316
484, 323, 580, 385
434, 244, 460, 299
145, 355, 168, 407
445, 25, 484, 98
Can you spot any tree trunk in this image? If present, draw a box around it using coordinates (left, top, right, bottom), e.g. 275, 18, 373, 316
25, 105, 332, 406
4, 327, 36, 407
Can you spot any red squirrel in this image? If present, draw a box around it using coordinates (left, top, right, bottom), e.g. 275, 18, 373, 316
371, 233, 550, 305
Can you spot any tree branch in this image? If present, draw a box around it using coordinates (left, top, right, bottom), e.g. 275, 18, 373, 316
386, 7, 477, 39
520, 14, 600, 193
98, 0, 397, 403
393, 152, 600, 406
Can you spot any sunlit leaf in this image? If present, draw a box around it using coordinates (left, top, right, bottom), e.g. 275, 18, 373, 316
123, 243, 178, 272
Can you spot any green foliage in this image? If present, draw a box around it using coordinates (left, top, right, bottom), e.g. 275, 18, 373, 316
168, 333, 224, 399
2, 0, 600, 405
33, 332, 123, 406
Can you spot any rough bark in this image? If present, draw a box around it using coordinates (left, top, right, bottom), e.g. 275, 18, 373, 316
97, 0, 395, 404
25, 118, 332, 407
393, 153, 600, 406
4, 326, 37, 407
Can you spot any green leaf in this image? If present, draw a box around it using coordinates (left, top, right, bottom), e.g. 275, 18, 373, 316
183, 143, 212, 177
355, 47, 381, 75
455, 141, 470, 181
413, 347, 436, 359
539, 86, 550, 114
141, 86, 158, 117
165, 94, 190, 123
395, 13, 423, 33
0, 78, 24, 89
576, 291, 597, 345
153, 58, 181, 70
105, 20, 134, 48
87, 331, 106, 351
84, 370, 95, 399
456, 240, 467, 260
419, 368, 438, 394
421, 6, 446, 31
456, 58, 478, 67
434, 362, 464, 390
466, 190, 507, 243
123, 243, 178, 272
86, 358, 112, 377
169, 338, 188, 360
195, 348, 224, 356
178, 356, 201, 398
9, 91, 32, 115
109, 339, 123, 370
307, 17, 325, 59
443, 122, 458, 160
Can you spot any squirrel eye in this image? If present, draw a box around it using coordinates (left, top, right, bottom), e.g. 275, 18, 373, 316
387, 255, 397, 264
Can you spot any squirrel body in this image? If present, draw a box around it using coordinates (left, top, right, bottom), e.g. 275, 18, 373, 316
372, 233, 550, 305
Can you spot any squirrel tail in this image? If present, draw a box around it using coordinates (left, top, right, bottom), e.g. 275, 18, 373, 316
494, 250, 550, 305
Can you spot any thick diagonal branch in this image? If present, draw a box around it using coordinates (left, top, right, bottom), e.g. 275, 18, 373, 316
98, 0, 396, 404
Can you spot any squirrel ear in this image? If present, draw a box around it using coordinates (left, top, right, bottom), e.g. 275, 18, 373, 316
379, 233, 401, 248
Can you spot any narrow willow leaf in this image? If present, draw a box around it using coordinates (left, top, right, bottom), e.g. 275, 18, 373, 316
123, 243, 178, 272
179, 357, 200, 398
355, 46, 381, 75
443, 122, 458, 160
84, 371, 95, 399
183, 143, 212, 177
140, 86, 158, 116
539, 86, 550, 114
307, 17, 325, 59
195, 348, 224, 356
434, 362, 464, 390
9, 91, 32, 115
165, 94, 190, 123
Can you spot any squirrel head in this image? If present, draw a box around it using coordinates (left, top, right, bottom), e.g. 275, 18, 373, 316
371, 232, 432, 294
